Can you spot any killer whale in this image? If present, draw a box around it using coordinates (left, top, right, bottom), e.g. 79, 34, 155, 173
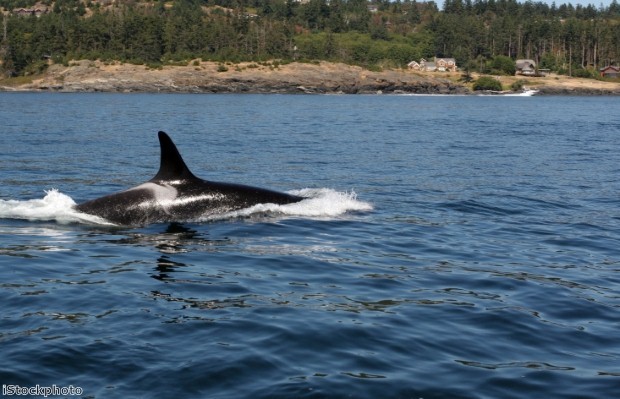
75, 131, 303, 225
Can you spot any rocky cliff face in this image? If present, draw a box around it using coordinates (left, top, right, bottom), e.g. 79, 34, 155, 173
2, 60, 471, 95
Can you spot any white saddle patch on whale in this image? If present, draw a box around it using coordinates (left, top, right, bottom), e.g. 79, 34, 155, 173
128, 182, 226, 210
129, 182, 178, 210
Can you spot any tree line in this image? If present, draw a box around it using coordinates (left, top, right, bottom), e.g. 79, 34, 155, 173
1, 0, 619, 78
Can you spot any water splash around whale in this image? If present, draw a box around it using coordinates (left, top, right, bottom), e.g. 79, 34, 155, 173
0, 188, 372, 226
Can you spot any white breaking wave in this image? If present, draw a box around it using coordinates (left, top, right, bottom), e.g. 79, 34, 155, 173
0, 188, 372, 226
0, 189, 112, 225
200, 188, 373, 221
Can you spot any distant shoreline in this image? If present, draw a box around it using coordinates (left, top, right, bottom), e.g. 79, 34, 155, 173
1, 60, 619, 95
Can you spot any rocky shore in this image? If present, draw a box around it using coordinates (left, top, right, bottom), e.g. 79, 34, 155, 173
1, 60, 619, 95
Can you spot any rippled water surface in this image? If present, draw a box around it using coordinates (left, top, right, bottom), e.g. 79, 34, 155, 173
1, 93, 619, 398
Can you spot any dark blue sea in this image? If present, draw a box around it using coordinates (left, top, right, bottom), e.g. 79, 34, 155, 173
1, 93, 619, 399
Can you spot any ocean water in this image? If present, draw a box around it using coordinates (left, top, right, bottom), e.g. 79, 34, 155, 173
0, 93, 619, 398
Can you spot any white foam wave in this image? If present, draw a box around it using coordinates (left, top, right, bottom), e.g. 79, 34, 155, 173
200, 188, 373, 221
0, 189, 111, 225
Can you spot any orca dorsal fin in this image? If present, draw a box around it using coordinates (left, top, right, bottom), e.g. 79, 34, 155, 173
151, 131, 198, 182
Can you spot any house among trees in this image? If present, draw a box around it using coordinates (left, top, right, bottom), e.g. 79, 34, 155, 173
516, 59, 536, 76
407, 58, 426, 71
600, 65, 620, 78
435, 58, 457, 72
12, 5, 49, 17
408, 58, 457, 72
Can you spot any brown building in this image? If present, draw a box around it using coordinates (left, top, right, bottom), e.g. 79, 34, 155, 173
600, 65, 620, 79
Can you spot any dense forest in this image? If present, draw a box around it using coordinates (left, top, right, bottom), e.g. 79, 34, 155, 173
1, 0, 619, 78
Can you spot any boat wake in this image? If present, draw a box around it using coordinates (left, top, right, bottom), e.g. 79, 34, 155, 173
0, 188, 373, 226
477, 88, 540, 97
502, 88, 539, 96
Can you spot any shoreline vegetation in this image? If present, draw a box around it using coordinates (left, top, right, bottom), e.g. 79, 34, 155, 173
1, 0, 620, 95
1, 59, 620, 95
